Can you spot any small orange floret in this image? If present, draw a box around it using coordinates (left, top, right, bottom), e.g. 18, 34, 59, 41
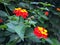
45, 11, 49, 16
56, 8, 60, 11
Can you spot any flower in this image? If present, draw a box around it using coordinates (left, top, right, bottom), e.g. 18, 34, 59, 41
33, 26, 48, 39
13, 8, 28, 19
56, 8, 60, 11
45, 11, 49, 16
0, 18, 3, 23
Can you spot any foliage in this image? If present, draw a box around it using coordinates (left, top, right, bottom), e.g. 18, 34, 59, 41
0, 0, 60, 45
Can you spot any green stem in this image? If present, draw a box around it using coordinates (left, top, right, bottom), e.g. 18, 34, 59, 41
4, 4, 10, 16
24, 36, 29, 38
18, 17, 20, 23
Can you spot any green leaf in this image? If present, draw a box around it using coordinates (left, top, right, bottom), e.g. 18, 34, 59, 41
49, 8, 60, 16
6, 37, 19, 45
0, 10, 8, 17
25, 27, 41, 42
0, 25, 7, 29
18, 2, 29, 8
45, 38, 53, 44
3, 2, 10, 5
29, 20, 37, 24
25, 27, 33, 35
18, 2, 33, 9
30, 2, 39, 5
6, 21, 26, 40
38, 11, 48, 20
0, 0, 3, 2
0, 38, 5, 43
28, 33, 41, 42
14, 22, 26, 40
9, 34, 21, 43
51, 39, 60, 45
39, 2, 52, 6
7, 5, 15, 11
8, 15, 19, 21
6, 23, 15, 33
0, 0, 10, 3
45, 38, 60, 45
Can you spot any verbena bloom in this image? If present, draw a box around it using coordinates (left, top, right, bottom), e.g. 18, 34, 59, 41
0, 18, 3, 23
13, 8, 28, 19
45, 11, 49, 16
33, 26, 48, 39
56, 8, 60, 11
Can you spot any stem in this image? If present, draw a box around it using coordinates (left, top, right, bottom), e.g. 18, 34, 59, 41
19, 17, 20, 22
24, 36, 29, 38
18, 17, 20, 23
4, 4, 10, 16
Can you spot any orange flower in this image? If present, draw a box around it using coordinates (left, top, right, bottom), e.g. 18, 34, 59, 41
45, 11, 49, 16
33, 26, 48, 39
0, 18, 3, 23
13, 8, 28, 19
56, 8, 60, 11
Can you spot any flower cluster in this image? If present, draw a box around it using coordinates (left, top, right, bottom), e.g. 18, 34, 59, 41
33, 26, 48, 39
13, 8, 28, 19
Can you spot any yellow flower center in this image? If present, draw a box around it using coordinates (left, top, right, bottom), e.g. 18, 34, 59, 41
14, 8, 27, 13
15, 8, 22, 10
38, 26, 48, 35
41, 31, 46, 34
22, 9, 27, 12
44, 29, 47, 33
38, 27, 43, 31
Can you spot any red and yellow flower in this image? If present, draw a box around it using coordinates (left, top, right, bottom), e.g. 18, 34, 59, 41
33, 26, 48, 39
13, 8, 28, 19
